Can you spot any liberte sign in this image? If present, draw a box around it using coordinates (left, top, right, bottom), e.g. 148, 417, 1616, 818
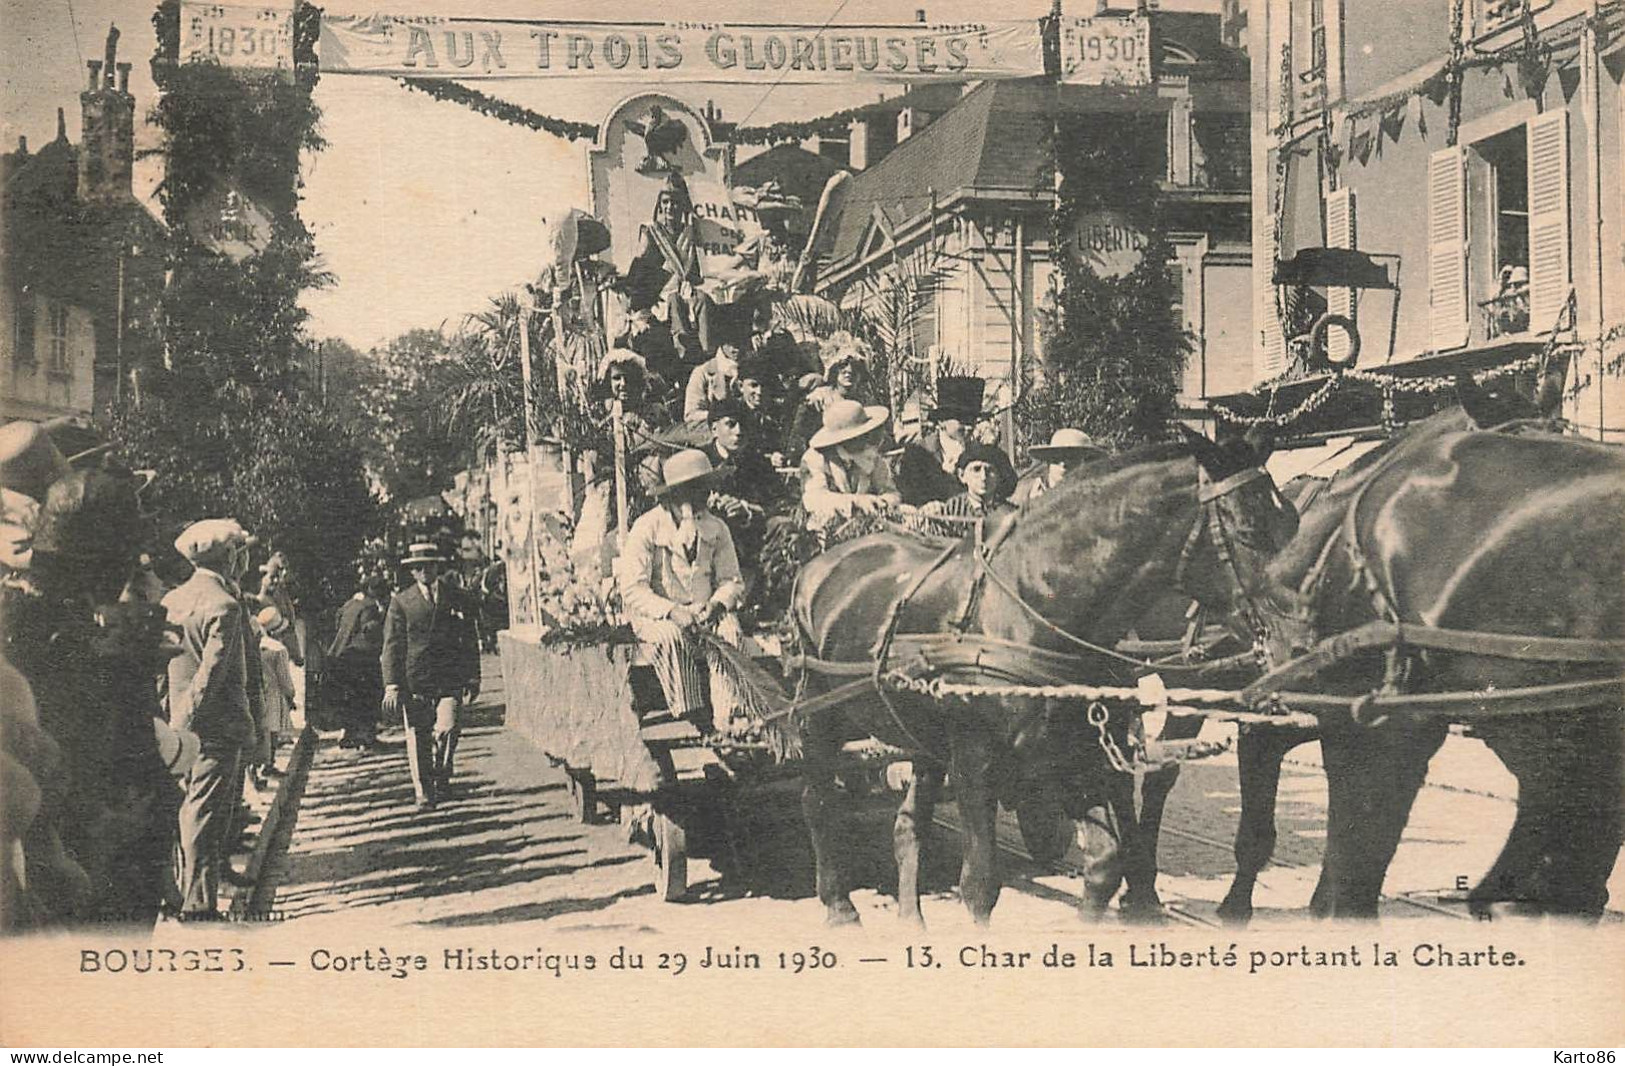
315, 14, 1045, 82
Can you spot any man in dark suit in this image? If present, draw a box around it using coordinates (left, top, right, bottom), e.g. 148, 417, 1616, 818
381, 543, 479, 810
329, 575, 391, 749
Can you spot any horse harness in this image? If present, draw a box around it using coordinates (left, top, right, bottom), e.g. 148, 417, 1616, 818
1230, 424, 1625, 726
830, 465, 1277, 760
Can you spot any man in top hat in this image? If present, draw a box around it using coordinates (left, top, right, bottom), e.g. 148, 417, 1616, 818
893, 376, 997, 505
618, 450, 746, 733
800, 399, 901, 538
924, 376, 985, 475
1013, 428, 1109, 506
382, 542, 479, 810
163, 518, 258, 918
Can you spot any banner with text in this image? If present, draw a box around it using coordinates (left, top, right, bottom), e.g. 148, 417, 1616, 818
318, 14, 1046, 81
1058, 14, 1152, 87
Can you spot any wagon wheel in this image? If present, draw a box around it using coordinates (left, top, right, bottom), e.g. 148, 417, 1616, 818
651, 811, 688, 902
566, 770, 597, 825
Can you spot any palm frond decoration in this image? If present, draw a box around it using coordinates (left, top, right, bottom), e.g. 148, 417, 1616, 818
770, 293, 849, 339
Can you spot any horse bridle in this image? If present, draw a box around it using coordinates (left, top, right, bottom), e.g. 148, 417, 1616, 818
884, 462, 1281, 682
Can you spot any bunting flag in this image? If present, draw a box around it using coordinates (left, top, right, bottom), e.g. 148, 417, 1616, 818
320, 14, 1046, 83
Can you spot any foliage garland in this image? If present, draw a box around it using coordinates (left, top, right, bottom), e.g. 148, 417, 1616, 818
1019, 108, 1190, 452
398, 75, 911, 145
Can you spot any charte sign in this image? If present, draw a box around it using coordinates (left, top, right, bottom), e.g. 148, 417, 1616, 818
317, 14, 1045, 82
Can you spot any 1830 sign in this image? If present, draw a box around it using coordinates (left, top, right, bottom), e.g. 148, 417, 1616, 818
181, 2, 294, 71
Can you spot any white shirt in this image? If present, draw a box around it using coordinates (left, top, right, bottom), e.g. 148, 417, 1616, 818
617, 506, 744, 621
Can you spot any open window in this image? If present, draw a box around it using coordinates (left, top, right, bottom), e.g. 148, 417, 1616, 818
1469, 126, 1530, 339
1428, 110, 1568, 350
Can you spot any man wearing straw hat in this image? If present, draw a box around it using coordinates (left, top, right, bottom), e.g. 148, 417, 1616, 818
1013, 428, 1109, 506
382, 542, 479, 810
618, 449, 747, 734
799, 398, 902, 538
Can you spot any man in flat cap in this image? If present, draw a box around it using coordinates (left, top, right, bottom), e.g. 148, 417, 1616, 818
162, 519, 257, 919
382, 543, 480, 810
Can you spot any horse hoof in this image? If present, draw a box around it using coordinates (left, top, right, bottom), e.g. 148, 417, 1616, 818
1121, 899, 1169, 925
1216, 898, 1253, 927
1077, 900, 1111, 924
825, 902, 862, 928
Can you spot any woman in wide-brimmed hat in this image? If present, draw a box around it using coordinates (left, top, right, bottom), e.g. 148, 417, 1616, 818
798, 399, 902, 537
787, 333, 873, 457
618, 450, 748, 734
1014, 428, 1109, 505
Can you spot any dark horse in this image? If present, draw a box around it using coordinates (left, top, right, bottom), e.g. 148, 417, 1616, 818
1208, 411, 1625, 921
788, 433, 1295, 926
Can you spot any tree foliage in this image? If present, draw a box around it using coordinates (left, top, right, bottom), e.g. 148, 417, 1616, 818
110, 27, 374, 609
1021, 112, 1191, 451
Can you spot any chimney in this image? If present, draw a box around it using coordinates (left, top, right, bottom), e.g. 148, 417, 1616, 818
915, 8, 927, 22
78, 23, 135, 205
897, 106, 932, 143
848, 118, 870, 170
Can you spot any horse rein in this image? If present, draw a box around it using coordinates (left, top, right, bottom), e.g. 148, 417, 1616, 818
933, 463, 1278, 677
788, 462, 1276, 757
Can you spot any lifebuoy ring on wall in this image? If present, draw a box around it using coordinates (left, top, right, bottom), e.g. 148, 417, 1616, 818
1309, 313, 1361, 371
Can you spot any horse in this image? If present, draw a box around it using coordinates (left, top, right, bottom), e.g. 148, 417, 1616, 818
786, 432, 1295, 927
1211, 411, 1625, 921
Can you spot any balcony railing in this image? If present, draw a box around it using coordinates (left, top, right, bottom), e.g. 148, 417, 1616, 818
1479, 285, 1530, 340
1478, 0, 1525, 35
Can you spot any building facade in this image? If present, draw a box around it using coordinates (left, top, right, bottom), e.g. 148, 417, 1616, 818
1, 29, 164, 423
808, 6, 1254, 422
1246, 0, 1625, 438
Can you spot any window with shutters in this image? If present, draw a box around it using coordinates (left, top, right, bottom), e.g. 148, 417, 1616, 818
1431, 111, 1570, 351
1325, 188, 1356, 362
1295, 0, 1328, 116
